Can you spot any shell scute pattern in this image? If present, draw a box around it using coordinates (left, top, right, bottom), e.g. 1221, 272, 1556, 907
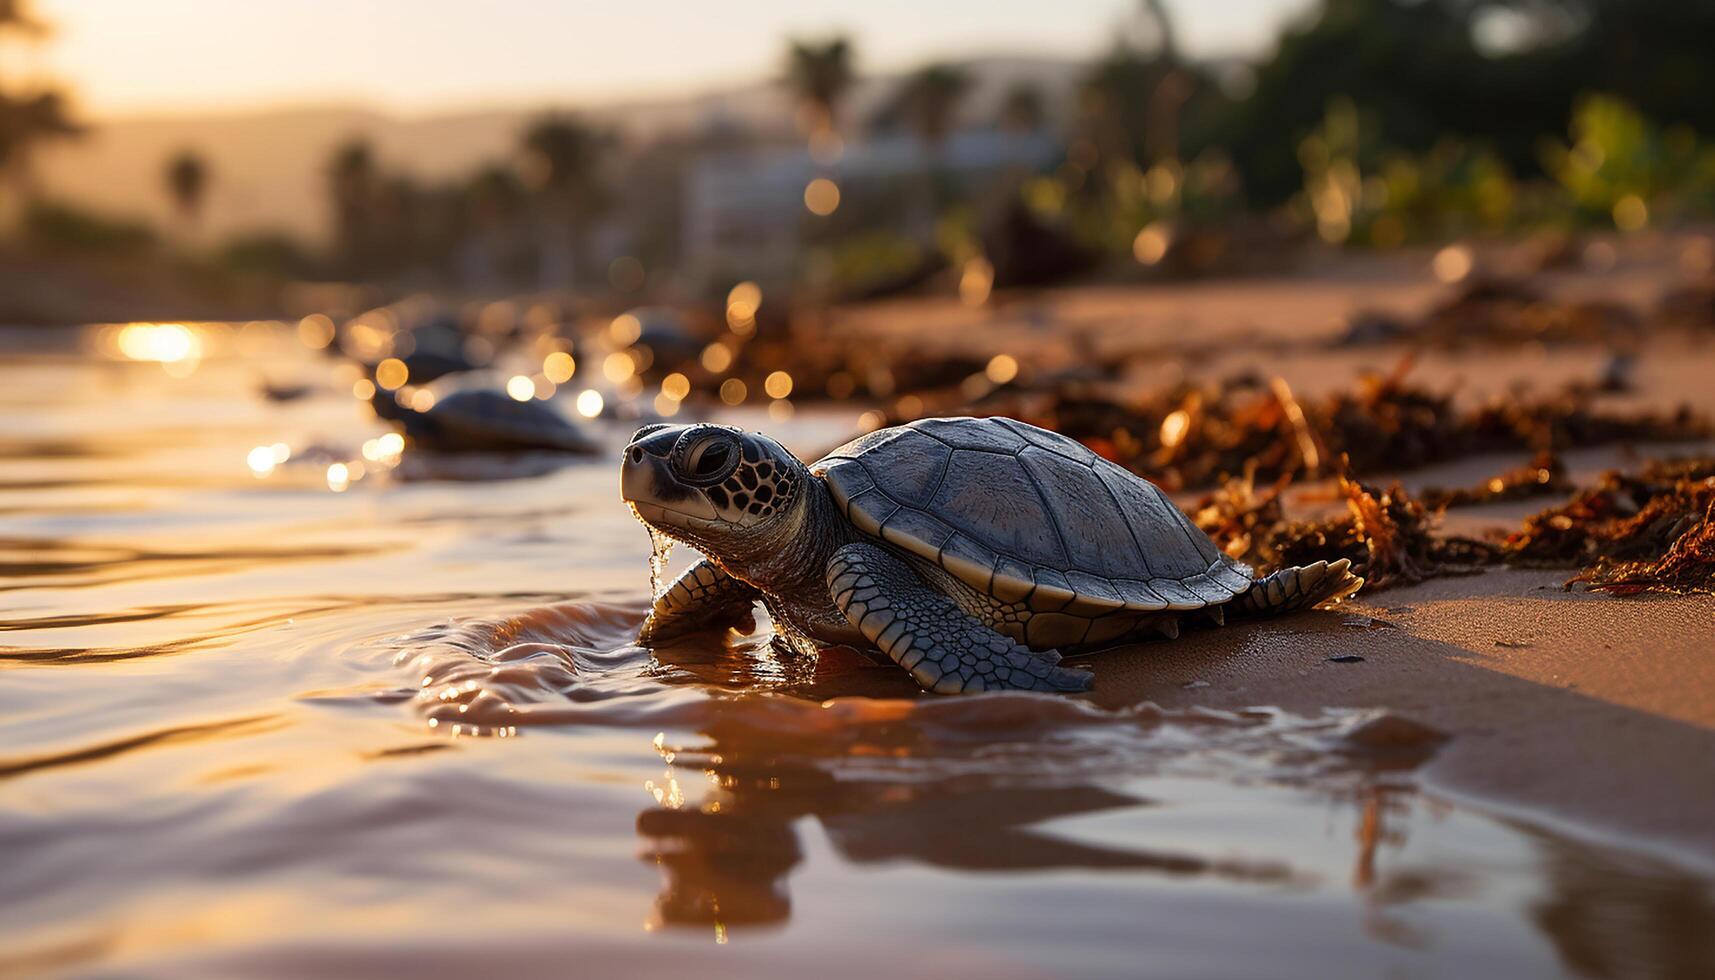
816, 416, 1255, 614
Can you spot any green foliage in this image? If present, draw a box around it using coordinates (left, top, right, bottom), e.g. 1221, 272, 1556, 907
24, 200, 156, 256
1543, 94, 1715, 227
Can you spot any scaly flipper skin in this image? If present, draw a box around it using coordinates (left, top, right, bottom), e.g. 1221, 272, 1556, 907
827, 543, 1094, 694
1231, 558, 1363, 618
639, 559, 760, 644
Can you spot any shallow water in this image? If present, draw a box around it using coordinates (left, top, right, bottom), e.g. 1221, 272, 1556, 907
4, 323, 1714, 979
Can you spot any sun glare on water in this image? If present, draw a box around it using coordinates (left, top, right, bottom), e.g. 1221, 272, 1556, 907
112, 323, 203, 376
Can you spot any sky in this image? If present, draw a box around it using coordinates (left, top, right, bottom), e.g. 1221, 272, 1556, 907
15, 0, 1310, 119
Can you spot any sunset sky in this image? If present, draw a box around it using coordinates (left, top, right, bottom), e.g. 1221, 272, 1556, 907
20, 0, 1307, 118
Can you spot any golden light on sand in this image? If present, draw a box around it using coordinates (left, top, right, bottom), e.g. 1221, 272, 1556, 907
959, 257, 994, 306
719, 378, 748, 405
858, 409, 887, 432
326, 462, 351, 492
1133, 222, 1173, 265
353, 378, 377, 400
1433, 244, 1474, 283
602, 351, 637, 383
375, 357, 409, 390
544, 351, 577, 384
506, 375, 535, 401
247, 446, 276, 477
297, 314, 336, 350
653, 393, 681, 416
985, 354, 1019, 385
895, 394, 924, 419
1160, 409, 1191, 449
575, 389, 605, 418
660, 372, 691, 401
804, 178, 841, 216
701, 343, 734, 374
1614, 194, 1649, 232
764, 370, 794, 399
767, 398, 795, 421
116, 323, 201, 374
608, 313, 643, 346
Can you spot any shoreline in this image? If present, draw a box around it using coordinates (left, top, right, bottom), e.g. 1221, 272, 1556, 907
1087, 567, 1715, 866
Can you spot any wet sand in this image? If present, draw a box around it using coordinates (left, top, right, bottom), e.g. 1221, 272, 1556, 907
1090, 570, 1715, 866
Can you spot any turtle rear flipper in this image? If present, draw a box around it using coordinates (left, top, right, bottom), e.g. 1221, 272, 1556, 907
1231, 559, 1363, 618
827, 543, 1093, 694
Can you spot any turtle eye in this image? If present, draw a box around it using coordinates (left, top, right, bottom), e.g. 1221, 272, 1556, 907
678, 433, 738, 483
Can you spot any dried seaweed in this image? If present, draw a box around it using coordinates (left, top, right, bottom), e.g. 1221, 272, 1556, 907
1338, 275, 1641, 348
1193, 467, 1497, 593
906, 366, 1708, 492
1572, 496, 1715, 595
1503, 458, 1715, 574
1420, 451, 1571, 509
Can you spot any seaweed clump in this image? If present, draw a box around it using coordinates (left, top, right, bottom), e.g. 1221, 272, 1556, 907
1420, 451, 1571, 509
1502, 458, 1715, 597
937, 365, 1708, 493
1194, 468, 1496, 593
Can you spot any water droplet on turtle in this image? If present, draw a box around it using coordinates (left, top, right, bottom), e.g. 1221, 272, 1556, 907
646, 527, 674, 599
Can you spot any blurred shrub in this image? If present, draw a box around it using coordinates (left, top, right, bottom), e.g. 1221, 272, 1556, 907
1291, 98, 1520, 247
1542, 94, 1715, 231
216, 232, 318, 280
24, 201, 156, 256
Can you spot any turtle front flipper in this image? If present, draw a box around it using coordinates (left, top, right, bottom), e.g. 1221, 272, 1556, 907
639, 559, 760, 644
826, 543, 1093, 694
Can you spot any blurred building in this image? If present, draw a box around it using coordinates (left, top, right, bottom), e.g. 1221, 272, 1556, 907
684, 128, 1058, 287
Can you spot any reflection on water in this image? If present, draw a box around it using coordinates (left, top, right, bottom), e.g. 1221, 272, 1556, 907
2, 323, 1714, 979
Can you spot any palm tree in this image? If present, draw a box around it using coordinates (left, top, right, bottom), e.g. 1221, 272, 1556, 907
326, 139, 378, 277
885, 63, 970, 236
163, 149, 208, 234
783, 37, 854, 140
889, 64, 971, 149
999, 84, 1046, 133
519, 113, 611, 288
0, 2, 78, 224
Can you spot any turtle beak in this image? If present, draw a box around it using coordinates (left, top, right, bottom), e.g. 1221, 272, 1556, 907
621, 426, 718, 523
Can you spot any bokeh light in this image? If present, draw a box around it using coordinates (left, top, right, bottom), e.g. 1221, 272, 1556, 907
375, 357, 409, 390
544, 351, 577, 384
804, 178, 841, 216
575, 389, 604, 418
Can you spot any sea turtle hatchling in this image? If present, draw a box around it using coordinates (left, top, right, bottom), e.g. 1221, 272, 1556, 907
620, 417, 1362, 694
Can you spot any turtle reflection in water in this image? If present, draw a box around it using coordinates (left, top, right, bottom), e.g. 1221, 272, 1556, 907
621, 417, 1360, 693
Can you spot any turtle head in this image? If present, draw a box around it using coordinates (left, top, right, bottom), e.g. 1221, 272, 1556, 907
621, 422, 807, 551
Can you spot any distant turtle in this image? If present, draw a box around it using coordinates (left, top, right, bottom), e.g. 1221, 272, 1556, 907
621, 417, 1362, 694
373, 389, 596, 454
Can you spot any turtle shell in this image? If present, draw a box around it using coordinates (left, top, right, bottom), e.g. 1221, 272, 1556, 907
813, 417, 1255, 615
426, 390, 596, 453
